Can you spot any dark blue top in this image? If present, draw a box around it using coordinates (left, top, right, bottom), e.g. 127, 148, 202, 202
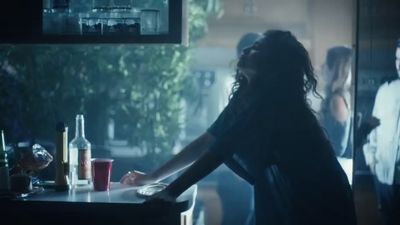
207, 96, 357, 225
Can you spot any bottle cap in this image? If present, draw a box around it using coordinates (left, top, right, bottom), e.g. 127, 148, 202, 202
56, 122, 67, 132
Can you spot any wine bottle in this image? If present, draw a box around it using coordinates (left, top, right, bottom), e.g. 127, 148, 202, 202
69, 115, 92, 187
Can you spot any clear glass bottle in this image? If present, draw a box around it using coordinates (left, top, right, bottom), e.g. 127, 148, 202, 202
69, 114, 92, 187
0, 130, 10, 191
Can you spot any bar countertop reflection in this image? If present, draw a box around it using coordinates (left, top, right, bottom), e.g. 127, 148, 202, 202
24, 182, 196, 204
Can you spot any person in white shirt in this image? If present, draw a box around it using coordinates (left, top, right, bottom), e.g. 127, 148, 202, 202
363, 38, 400, 225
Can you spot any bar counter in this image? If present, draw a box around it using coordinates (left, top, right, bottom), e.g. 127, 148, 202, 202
1, 183, 197, 225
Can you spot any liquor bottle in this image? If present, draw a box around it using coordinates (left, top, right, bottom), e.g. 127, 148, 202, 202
0, 130, 10, 191
69, 114, 92, 187
55, 122, 69, 191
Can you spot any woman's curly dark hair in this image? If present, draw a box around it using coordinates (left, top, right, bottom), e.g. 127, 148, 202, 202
230, 30, 320, 110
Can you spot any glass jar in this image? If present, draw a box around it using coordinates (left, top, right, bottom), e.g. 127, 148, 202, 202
140, 9, 160, 35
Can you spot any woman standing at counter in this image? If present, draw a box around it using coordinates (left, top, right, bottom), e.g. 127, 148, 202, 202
121, 30, 357, 225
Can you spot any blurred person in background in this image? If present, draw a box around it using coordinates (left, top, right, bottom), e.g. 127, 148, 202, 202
319, 46, 354, 158
363, 38, 400, 225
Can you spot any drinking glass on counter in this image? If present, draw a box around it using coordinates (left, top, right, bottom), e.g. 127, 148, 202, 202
91, 158, 113, 191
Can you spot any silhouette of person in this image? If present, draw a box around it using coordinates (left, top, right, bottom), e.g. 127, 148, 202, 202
319, 46, 353, 158
121, 30, 357, 225
363, 38, 400, 225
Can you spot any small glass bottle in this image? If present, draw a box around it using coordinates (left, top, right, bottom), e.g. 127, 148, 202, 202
69, 114, 92, 187
0, 130, 10, 191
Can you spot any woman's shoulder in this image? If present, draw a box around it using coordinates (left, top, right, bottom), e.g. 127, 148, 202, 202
321, 89, 345, 108
324, 88, 349, 108
330, 94, 347, 107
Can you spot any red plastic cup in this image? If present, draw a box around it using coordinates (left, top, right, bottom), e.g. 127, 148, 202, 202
91, 158, 114, 191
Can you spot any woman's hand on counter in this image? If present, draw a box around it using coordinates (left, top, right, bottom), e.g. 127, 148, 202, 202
120, 170, 155, 186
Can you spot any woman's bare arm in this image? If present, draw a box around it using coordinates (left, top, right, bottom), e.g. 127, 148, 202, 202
166, 147, 225, 198
149, 132, 216, 182
120, 132, 216, 185
163, 105, 259, 198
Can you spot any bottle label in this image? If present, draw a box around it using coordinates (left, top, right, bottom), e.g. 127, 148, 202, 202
78, 148, 91, 180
